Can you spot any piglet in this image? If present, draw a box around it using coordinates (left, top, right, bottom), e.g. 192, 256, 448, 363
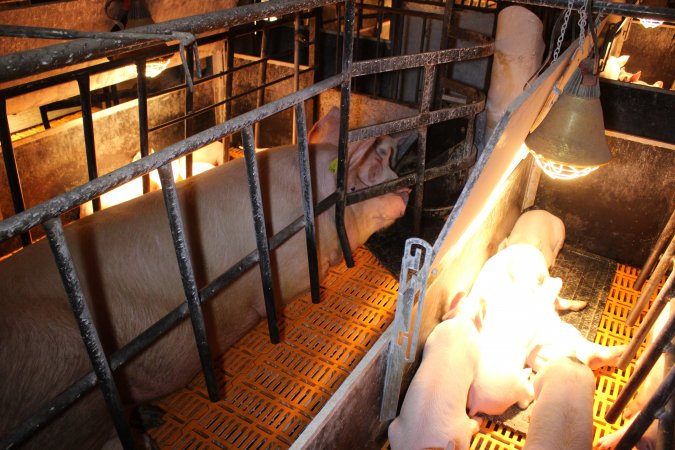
466, 270, 563, 416
501, 209, 587, 312
0, 107, 408, 450
389, 317, 482, 450
523, 356, 595, 450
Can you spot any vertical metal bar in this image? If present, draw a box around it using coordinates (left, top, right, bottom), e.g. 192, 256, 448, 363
254, 29, 269, 150
627, 237, 675, 327
241, 126, 280, 343
156, 164, 220, 401
42, 217, 135, 449
185, 49, 195, 178
39, 105, 51, 129
634, 208, 675, 291
0, 97, 30, 246
77, 75, 101, 212
606, 307, 675, 422
615, 365, 675, 450
295, 102, 321, 304
335, 3, 342, 76
434, 0, 456, 109
373, 0, 384, 95
336, 0, 356, 268
293, 12, 301, 145
412, 64, 436, 236
224, 36, 234, 162
136, 60, 151, 194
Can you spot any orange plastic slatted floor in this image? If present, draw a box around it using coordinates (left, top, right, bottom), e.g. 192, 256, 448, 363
148, 249, 660, 449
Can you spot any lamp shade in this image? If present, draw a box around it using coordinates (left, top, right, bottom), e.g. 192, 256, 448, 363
526, 54, 613, 173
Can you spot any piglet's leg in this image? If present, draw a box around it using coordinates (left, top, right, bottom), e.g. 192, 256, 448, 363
576, 342, 626, 370
554, 296, 588, 312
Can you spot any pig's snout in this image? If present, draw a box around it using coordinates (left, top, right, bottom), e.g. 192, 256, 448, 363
393, 187, 411, 217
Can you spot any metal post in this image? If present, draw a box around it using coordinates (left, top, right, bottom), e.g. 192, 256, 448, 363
156, 164, 220, 401
241, 126, 280, 343
254, 29, 269, 150
225, 36, 234, 162
77, 75, 101, 212
293, 12, 301, 145
336, 0, 356, 268
295, 102, 321, 304
607, 305, 675, 422
185, 48, 195, 178
0, 97, 30, 246
634, 208, 675, 291
627, 237, 675, 327
42, 217, 135, 450
136, 59, 152, 194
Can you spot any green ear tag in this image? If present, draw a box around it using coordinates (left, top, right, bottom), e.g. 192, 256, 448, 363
328, 158, 338, 174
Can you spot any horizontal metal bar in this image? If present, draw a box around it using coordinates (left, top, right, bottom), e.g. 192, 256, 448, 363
0, 0, 340, 83
348, 100, 485, 143
149, 66, 316, 134
0, 73, 343, 242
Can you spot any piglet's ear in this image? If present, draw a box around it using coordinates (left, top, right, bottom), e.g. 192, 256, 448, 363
308, 106, 341, 145
347, 137, 378, 168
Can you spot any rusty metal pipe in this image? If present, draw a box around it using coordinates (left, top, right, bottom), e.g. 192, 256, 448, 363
619, 260, 675, 370
627, 237, 675, 327
634, 208, 675, 291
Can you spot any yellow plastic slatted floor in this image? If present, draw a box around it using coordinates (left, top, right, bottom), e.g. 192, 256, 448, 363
148, 249, 660, 449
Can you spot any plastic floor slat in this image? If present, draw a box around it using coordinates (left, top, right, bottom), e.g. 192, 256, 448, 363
149, 250, 659, 449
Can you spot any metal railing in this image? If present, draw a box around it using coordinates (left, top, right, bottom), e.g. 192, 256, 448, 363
0, 0, 493, 448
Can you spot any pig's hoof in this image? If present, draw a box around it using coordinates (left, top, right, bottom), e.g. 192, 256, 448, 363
587, 345, 626, 370
130, 404, 166, 431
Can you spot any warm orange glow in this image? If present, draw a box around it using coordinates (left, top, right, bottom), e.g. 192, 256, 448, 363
125, 58, 171, 79
529, 150, 600, 180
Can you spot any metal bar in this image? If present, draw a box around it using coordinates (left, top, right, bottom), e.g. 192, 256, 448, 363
348, 101, 485, 142
0, 73, 344, 242
241, 126, 280, 343
627, 237, 675, 327
634, 209, 675, 291
607, 304, 675, 422
412, 64, 436, 236
616, 365, 675, 450
41, 217, 135, 450
156, 164, 220, 401
136, 60, 152, 194
619, 263, 675, 370
351, 35, 494, 77
295, 102, 321, 304
77, 75, 101, 212
0, 192, 346, 449
184, 46, 195, 178
0, 0, 342, 83
39, 105, 51, 129
336, 0, 356, 268
148, 65, 317, 134
293, 13, 301, 145
224, 36, 234, 161
254, 29, 269, 149
434, 0, 455, 109
0, 97, 30, 246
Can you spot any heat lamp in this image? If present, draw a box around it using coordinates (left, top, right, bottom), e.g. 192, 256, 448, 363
525, 0, 612, 180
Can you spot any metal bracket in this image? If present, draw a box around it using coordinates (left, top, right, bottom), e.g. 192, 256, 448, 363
380, 237, 433, 422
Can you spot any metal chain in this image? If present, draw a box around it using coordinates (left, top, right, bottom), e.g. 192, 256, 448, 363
553, 0, 574, 61
578, 0, 589, 50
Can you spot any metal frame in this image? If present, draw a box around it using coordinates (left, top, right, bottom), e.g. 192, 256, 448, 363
0, 1, 492, 447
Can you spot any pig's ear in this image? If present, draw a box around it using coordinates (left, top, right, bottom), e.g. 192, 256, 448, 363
630, 71, 641, 82
347, 137, 379, 168
617, 55, 630, 67
308, 106, 341, 145
441, 291, 465, 321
